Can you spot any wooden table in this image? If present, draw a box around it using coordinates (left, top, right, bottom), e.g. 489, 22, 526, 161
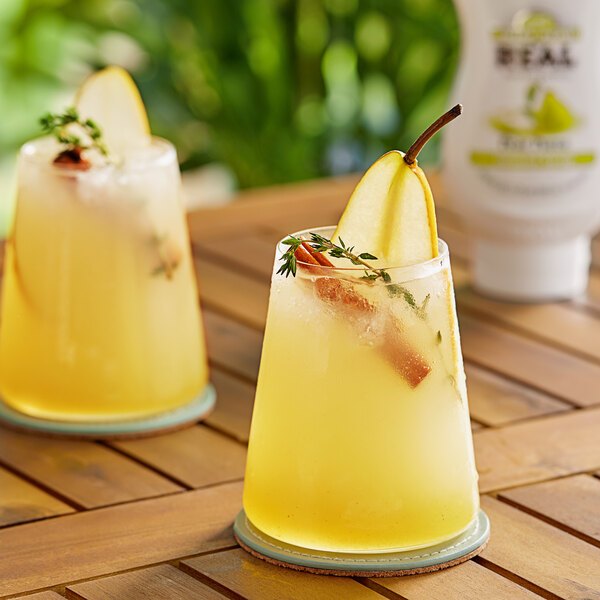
1, 172, 599, 600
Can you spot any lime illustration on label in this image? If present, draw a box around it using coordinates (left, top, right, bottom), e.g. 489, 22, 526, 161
490, 84, 577, 136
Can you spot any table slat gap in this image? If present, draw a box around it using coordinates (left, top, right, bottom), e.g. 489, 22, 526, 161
204, 309, 262, 383
497, 475, 600, 549
97, 441, 196, 491
497, 495, 600, 549
194, 244, 272, 285
456, 289, 600, 366
203, 368, 255, 443
354, 580, 407, 600
463, 362, 573, 426
0, 482, 243, 597
0, 466, 76, 529
109, 425, 246, 490
459, 313, 600, 408
65, 564, 230, 600
181, 549, 395, 600
471, 558, 562, 600
0, 457, 85, 512
359, 566, 549, 600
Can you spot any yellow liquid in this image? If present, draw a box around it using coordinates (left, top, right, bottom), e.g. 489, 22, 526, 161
0, 140, 208, 421
243, 258, 479, 552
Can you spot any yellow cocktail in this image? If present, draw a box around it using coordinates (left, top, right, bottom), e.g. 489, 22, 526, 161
0, 68, 209, 423
0, 137, 208, 421
243, 229, 478, 552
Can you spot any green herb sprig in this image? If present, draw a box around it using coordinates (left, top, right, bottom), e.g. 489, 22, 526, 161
40, 107, 108, 157
278, 232, 430, 319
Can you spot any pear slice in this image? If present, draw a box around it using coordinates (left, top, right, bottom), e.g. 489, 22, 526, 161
74, 66, 151, 157
333, 106, 462, 267
333, 151, 438, 266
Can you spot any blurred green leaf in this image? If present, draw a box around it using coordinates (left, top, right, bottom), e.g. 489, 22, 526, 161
0, 0, 459, 187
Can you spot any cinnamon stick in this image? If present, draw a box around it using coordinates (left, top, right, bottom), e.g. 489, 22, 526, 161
294, 245, 431, 387
53, 147, 91, 170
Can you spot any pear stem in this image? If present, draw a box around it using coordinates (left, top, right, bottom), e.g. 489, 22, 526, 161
404, 104, 463, 165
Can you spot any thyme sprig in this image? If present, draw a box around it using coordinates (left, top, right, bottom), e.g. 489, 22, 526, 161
40, 107, 108, 157
278, 232, 430, 319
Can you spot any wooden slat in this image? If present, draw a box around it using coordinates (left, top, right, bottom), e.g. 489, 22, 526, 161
0, 481, 242, 597
187, 175, 356, 240
195, 256, 269, 331
474, 407, 600, 493
365, 559, 542, 600
66, 564, 226, 600
0, 466, 74, 527
459, 314, 600, 407
12, 593, 64, 600
263, 208, 343, 240
205, 368, 255, 443
583, 272, 600, 312
194, 234, 275, 283
181, 548, 387, 600
110, 425, 246, 489
465, 363, 570, 426
204, 309, 262, 381
479, 495, 600, 600
498, 475, 600, 547
458, 288, 600, 363
0, 428, 182, 509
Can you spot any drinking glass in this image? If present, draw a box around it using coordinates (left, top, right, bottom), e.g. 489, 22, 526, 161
0, 137, 209, 422
243, 227, 479, 552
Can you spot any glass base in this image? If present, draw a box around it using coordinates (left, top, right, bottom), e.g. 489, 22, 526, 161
0, 383, 216, 439
233, 508, 490, 577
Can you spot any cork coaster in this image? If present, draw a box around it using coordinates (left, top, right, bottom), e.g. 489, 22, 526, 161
233, 509, 490, 577
0, 383, 216, 440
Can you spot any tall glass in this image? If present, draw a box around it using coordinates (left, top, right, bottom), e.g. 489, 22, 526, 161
243, 227, 479, 552
0, 137, 209, 422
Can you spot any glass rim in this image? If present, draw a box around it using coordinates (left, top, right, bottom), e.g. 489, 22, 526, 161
19, 135, 177, 172
277, 226, 450, 283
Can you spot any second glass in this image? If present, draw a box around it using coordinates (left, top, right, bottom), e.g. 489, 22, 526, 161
0, 137, 209, 422
243, 228, 479, 553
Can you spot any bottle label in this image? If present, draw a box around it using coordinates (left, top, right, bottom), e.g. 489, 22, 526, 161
469, 10, 595, 193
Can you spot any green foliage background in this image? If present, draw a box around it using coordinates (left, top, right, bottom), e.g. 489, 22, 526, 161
0, 0, 459, 188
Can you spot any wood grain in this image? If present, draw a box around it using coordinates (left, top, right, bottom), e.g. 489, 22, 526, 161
0, 427, 182, 509
110, 425, 246, 489
205, 368, 255, 442
498, 475, 600, 547
0, 481, 242, 597
66, 564, 226, 600
182, 548, 387, 600
364, 559, 542, 600
195, 256, 269, 330
458, 288, 600, 363
12, 593, 64, 600
465, 363, 570, 426
194, 233, 276, 283
459, 314, 600, 407
479, 495, 600, 600
187, 175, 355, 240
0, 466, 74, 527
204, 309, 263, 381
474, 407, 600, 493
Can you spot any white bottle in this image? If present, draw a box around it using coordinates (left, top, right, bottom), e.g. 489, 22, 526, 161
442, 1, 600, 301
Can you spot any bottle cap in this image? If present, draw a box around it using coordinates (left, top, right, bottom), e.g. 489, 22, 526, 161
471, 236, 590, 302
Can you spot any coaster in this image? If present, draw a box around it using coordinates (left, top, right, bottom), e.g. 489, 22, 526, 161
0, 383, 216, 440
234, 508, 490, 577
